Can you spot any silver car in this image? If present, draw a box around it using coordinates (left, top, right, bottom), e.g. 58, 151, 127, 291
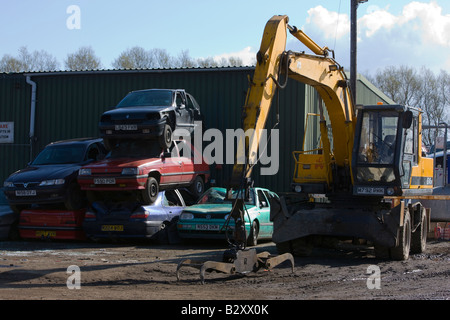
82, 189, 194, 243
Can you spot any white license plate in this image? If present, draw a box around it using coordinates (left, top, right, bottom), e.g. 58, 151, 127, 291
115, 124, 137, 130
15, 190, 36, 196
356, 187, 384, 195
195, 224, 220, 231
94, 178, 116, 185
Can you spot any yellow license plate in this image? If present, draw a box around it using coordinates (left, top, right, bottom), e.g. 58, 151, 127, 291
36, 230, 56, 237
101, 225, 124, 232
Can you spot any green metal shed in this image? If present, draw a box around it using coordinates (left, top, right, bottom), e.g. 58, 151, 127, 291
0, 67, 392, 192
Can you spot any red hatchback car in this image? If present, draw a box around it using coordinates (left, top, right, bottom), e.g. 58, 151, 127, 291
77, 140, 210, 204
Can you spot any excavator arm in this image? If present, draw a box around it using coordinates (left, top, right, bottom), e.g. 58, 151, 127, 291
229, 15, 355, 194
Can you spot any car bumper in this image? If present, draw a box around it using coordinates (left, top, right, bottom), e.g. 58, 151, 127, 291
99, 119, 166, 139
18, 226, 87, 241
177, 221, 250, 240
3, 187, 67, 205
83, 219, 163, 239
77, 175, 147, 191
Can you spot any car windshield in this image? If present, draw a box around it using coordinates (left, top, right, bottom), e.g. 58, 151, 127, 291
116, 90, 173, 108
108, 140, 162, 159
196, 188, 255, 206
32, 145, 85, 165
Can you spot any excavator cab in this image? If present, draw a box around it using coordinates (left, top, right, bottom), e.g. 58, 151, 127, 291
351, 104, 433, 197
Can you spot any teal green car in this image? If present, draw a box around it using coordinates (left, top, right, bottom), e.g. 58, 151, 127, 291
176, 187, 278, 246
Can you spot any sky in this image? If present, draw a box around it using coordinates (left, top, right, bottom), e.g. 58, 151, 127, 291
1, 0, 449, 76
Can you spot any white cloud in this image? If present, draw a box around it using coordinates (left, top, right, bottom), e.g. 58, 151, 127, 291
300, 2, 450, 74
305, 5, 350, 40
399, 1, 450, 47
359, 9, 398, 37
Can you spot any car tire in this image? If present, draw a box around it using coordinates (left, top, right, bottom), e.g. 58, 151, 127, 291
247, 220, 259, 247
189, 176, 204, 198
141, 177, 159, 205
159, 123, 173, 149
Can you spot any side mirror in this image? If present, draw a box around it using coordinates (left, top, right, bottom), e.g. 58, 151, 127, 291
402, 111, 413, 129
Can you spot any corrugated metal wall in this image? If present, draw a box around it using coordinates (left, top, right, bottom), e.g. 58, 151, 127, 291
0, 74, 31, 185
0, 68, 390, 193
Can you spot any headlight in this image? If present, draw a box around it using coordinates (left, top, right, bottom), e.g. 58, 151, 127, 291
3, 181, 14, 188
39, 179, 65, 186
386, 187, 394, 196
180, 212, 194, 220
121, 167, 139, 175
79, 168, 91, 175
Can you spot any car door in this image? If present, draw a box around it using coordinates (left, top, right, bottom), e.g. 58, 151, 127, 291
256, 189, 272, 238
161, 189, 186, 222
159, 142, 183, 186
173, 140, 196, 184
175, 91, 193, 132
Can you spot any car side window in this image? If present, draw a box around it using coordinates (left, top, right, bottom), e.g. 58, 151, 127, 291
163, 190, 183, 207
186, 95, 195, 110
86, 145, 100, 161
176, 93, 184, 107
257, 190, 269, 208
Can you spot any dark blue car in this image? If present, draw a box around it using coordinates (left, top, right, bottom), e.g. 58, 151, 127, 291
3, 138, 106, 213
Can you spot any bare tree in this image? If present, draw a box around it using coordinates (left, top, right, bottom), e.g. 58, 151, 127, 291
368, 65, 450, 147
0, 47, 59, 72
0, 54, 23, 72
176, 50, 197, 68
65, 46, 101, 71
18, 47, 59, 71
150, 48, 174, 68
112, 46, 154, 69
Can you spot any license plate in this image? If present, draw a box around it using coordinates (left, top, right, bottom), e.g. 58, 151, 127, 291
15, 190, 36, 196
356, 187, 384, 195
94, 178, 116, 185
101, 225, 124, 232
115, 124, 137, 131
195, 224, 220, 231
36, 230, 56, 237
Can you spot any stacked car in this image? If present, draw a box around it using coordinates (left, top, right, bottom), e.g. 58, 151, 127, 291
1, 88, 276, 246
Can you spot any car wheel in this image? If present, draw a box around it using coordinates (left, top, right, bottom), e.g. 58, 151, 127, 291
159, 123, 173, 149
247, 220, 259, 247
141, 177, 159, 205
189, 176, 204, 198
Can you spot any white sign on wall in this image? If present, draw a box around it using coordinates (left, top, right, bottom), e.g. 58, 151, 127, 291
0, 122, 14, 143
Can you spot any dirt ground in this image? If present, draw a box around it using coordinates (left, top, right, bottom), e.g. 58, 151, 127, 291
0, 237, 448, 303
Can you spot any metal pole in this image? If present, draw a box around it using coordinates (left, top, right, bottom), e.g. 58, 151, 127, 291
350, 0, 357, 105
350, 0, 367, 106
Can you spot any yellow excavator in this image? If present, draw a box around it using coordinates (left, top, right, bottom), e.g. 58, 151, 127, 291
177, 15, 435, 282
226, 15, 435, 262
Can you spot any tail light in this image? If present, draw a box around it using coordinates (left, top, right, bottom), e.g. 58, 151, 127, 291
130, 211, 149, 219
